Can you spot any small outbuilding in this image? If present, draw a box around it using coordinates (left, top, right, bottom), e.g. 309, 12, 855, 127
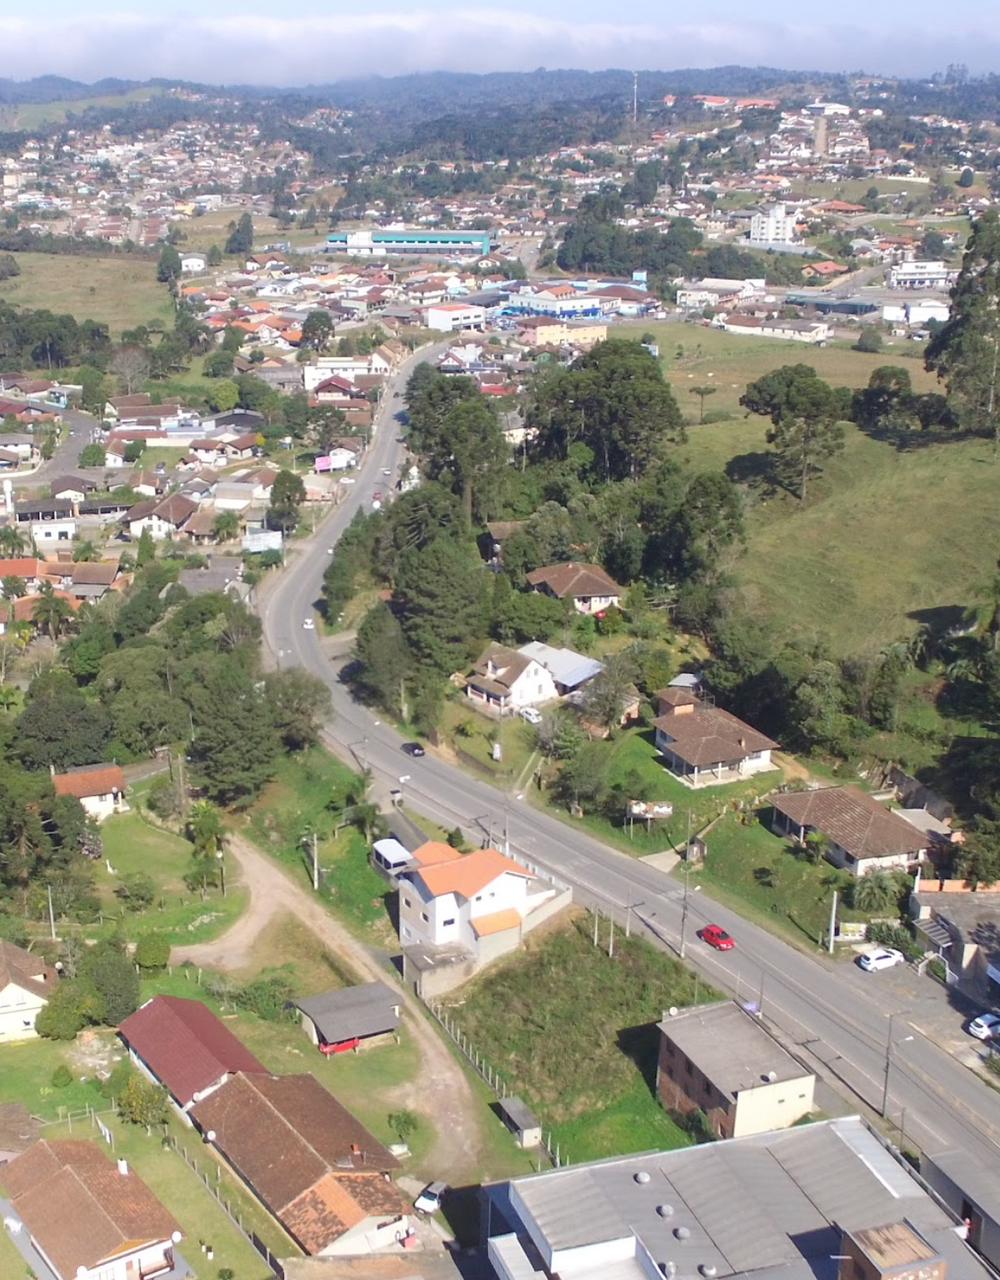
294, 981, 401, 1055
497, 1096, 542, 1149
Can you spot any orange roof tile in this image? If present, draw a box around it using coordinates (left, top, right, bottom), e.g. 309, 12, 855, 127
411, 841, 462, 867
471, 908, 522, 938
416, 848, 533, 901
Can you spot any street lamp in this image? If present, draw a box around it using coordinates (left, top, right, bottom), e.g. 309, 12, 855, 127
216, 844, 226, 898
881, 1013, 914, 1118
678, 862, 701, 959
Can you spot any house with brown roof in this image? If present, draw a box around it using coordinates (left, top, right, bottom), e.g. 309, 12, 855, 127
771, 785, 928, 876
125, 493, 198, 541
190, 1072, 407, 1256
465, 642, 558, 714
398, 846, 567, 994
52, 763, 126, 822
653, 688, 779, 788
526, 561, 622, 615
0, 940, 56, 1041
0, 1139, 183, 1280
118, 995, 267, 1116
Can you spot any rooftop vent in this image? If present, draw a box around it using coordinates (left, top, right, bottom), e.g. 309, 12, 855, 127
765, 1070, 777, 1083
675, 1227, 691, 1242
700, 1266, 718, 1277
661, 1263, 677, 1277
657, 1204, 674, 1218
635, 1171, 651, 1185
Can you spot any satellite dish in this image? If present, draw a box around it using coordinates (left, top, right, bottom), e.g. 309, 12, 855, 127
171, 1231, 182, 1244
668, 1006, 679, 1018
206, 1130, 216, 1142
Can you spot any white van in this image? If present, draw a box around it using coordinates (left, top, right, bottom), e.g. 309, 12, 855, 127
371, 837, 412, 878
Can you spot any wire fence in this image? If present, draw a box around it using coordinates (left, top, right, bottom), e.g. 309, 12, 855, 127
424, 998, 565, 1169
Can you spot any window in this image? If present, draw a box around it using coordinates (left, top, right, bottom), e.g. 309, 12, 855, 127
421, 912, 429, 923
403, 898, 412, 909
443, 917, 456, 927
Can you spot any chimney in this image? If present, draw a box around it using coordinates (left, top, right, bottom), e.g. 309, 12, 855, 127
738, 736, 746, 749
117, 1158, 129, 1176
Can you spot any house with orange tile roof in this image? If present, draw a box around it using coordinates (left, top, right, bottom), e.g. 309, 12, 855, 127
52, 763, 126, 822
397, 846, 568, 993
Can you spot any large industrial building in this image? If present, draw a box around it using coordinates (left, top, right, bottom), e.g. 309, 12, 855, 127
325, 228, 493, 257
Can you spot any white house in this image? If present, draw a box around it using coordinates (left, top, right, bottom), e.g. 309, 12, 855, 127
398, 845, 556, 956
52, 763, 126, 821
14, 499, 76, 544
882, 299, 950, 326
423, 302, 486, 332
466, 642, 559, 713
180, 252, 208, 273
125, 493, 198, 541
771, 785, 928, 876
0, 941, 55, 1041
526, 561, 623, 615
0, 1139, 183, 1280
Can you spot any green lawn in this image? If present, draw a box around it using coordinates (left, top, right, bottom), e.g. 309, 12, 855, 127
438, 698, 539, 787
690, 809, 871, 948
0, 250, 172, 336
7, 87, 164, 129
0, 1034, 118, 1120
539, 727, 780, 856
444, 914, 716, 1161
89, 808, 247, 944
649, 324, 937, 425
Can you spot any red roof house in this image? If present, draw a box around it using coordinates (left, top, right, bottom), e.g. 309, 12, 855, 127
118, 995, 267, 1112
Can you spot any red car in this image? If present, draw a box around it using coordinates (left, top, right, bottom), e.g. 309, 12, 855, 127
699, 924, 735, 951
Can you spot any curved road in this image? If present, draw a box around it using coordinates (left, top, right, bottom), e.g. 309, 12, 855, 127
262, 347, 1000, 1171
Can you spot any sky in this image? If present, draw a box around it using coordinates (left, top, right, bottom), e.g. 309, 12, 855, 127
1, 1, 999, 86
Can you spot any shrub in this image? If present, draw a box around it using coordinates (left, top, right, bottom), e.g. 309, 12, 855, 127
115, 872, 156, 908
146, 774, 179, 820
100, 1059, 132, 1100
134, 933, 170, 971
51, 1064, 73, 1088
36, 979, 103, 1040
596, 606, 625, 636
865, 920, 922, 961
236, 971, 296, 1021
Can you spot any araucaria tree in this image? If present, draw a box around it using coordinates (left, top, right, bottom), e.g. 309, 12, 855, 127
741, 364, 845, 500
925, 208, 1000, 453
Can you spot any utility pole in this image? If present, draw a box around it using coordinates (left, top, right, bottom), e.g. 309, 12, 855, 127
679, 860, 691, 959
881, 1013, 914, 1119
47, 883, 56, 941
632, 71, 639, 126
312, 832, 319, 892
827, 888, 838, 955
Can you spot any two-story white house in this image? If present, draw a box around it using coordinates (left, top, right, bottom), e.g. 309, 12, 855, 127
398, 846, 564, 992
0, 941, 56, 1041
465, 642, 559, 714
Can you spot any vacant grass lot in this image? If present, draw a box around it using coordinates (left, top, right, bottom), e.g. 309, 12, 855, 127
444, 913, 715, 1161
539, 727, 779, 856
691, 810, 871, 949
89, 808, 247, 944
4, 87, 164, 129
0, 251, 172, 335
652, 324, 936, 424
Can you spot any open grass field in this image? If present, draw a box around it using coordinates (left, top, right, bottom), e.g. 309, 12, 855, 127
0, 250, 172, 335
178, 207, 327, 254
1, 87, 165, 129
89, 806, 248, 944
444, 912, 714, 1162
626, 328, 1000, 656
653, 324, 936, 424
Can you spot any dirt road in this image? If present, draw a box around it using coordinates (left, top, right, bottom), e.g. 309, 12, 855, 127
173, 834, 488, 1181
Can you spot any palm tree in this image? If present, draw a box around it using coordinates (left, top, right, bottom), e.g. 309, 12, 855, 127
212, 511, 239, 543
0, 526, 26, 556
850, 871, 897, 914
31, 582, 72, 642
0, 685, 17, 712
74, 540, 100, 563
1, 575, 26, 599
187, 801, 224, 857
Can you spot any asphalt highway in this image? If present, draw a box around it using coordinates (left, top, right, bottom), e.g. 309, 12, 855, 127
262, 345, 1000, 1171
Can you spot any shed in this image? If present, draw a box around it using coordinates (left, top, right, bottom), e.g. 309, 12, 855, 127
372, 837, 412, 877
293, 981, 401, 1054
497, 1096, 542, 1149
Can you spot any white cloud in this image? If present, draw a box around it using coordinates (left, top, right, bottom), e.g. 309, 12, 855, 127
1, 10, 1000, 82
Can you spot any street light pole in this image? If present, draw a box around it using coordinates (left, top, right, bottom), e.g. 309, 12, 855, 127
680, 861, 690, 959
881, 1014, 914, 1119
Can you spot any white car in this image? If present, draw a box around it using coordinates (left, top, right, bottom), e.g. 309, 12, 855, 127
858, 947, 904, 972
414, 1181, 447, 1214
519, 707, 543, 725
303, 617, 315, 631
968, 1012, 1000, 1040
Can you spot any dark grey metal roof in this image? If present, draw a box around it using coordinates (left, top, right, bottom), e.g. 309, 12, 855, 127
499, 1096, 540, 1132
293, 980, 400, 1044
